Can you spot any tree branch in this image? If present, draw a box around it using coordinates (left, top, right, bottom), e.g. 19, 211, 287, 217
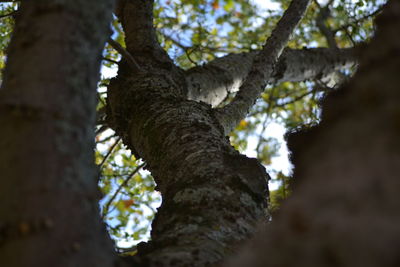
0, 10, 16, 19
101, 162, 146, 219
315, 1, 337, 49
116, 0, 177, 70
274, 86, 321, 108
116, 0, 158, 53
213, 0, 311, 134
98, 137, 122, 170
102, 56, 119, 65
333, 6, 384, 34
107, 37, 142, 72
115, 0, 185, 96
186, 47, 355, 107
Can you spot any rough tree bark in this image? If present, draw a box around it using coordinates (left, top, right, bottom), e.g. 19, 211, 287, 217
186, 47, 355, 107
0, 1, 116, 266
108, 0, 272, 265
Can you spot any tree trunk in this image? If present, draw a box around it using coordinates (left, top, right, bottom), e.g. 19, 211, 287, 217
108, 1, 271, 265
109, 71, 269, 266
0, 1, 115, 266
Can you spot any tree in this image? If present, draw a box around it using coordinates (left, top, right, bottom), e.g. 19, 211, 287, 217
1, 0, 398, 266
0, 1, 116, 266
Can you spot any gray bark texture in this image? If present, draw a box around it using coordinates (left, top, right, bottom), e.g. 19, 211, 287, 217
109, 1, 269, 265
0, 1, 116, 267
226, 0, 400, 266
186, 47, 356, 107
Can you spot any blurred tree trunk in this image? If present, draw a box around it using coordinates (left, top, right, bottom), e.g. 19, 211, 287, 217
0, 1, 115, 266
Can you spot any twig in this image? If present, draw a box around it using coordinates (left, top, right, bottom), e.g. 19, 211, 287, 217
344, 28, 357, 46
334, 7, 383, 34
275, 89, 317, 108
96, 133, 117, 143
315, 2, 338, 49
0, 10, 16, 19
185, 49, 199, 66
162, 32, 200, 66
161, 32, 190, 50
99, 137, 122, 170
102, 56, 119, 65
255, 86, 278, 158
255, 115, 271, 159
95, 125, 109, 137
102, 162, 146, 218
97, 93, 106, 106
107, 37, 142, 72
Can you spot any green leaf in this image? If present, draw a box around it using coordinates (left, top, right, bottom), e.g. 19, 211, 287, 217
223, 0, 234, 12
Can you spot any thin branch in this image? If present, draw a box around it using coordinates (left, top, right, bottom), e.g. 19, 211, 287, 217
162, 32, 199, 66
0, 10, 16, 19
275, 89, 317, 108
95, 125, 110, 137
96, 133, 117, 143
161, 32, 233, 66
255, 87, 278, 158
344, 28, 357, 46
101, 162, 146, 219
163, 31, 232, 54
107, 37, 142, 72
98, 137, 122, 170
215, 0, 311, 134
255, 115, 272, 159
161, 31, 190, 50
315, 3, 338, 49
102, 56, 119, 65
97, 93, 106, 106
334, 7, 384, 34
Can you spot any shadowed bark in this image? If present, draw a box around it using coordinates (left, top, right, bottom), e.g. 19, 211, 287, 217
0, 1, 116, 266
